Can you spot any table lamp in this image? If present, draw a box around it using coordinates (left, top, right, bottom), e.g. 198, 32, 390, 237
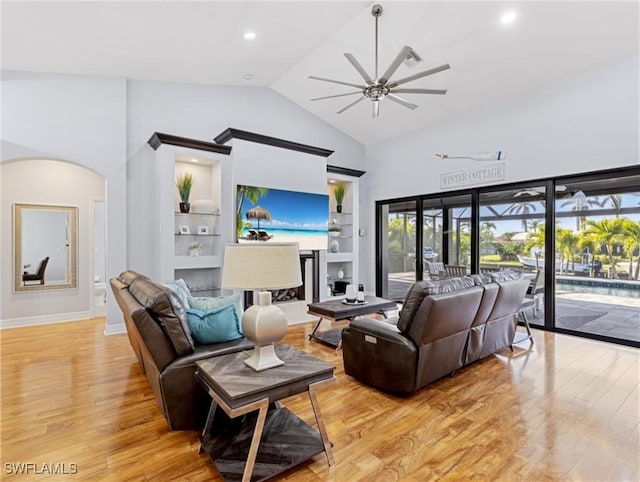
221, 242, 302, 371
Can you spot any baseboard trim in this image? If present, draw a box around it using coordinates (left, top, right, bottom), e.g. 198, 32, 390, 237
104, 322, 126, 336
0, 311, 92, 329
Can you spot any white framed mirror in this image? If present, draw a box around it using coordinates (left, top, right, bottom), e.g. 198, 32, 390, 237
13, 203, 78, 292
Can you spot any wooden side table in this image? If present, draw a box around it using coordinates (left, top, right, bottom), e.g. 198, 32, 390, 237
195, 344, 335, 481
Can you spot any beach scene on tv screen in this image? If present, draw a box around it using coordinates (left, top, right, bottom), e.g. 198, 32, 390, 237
236, 185, 329, 251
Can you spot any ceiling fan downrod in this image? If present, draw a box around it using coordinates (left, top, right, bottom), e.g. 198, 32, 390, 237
372, 4, 382, 82
372, 4, 383, 117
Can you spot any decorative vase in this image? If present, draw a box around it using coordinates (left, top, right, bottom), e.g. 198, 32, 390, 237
338, 267, 344, 279
329, 231, 340, 237
179, 202, 190, 213
330, 239, 340, 253
336, 204, 342, 213
189, 248, 201, 257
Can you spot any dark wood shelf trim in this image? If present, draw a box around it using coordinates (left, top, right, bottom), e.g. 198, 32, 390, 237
213, 128, 334, 158
327, 165, 366, 178
148, 132, 232, 155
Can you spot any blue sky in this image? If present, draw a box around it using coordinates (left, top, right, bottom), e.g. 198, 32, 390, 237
241, 186, 329, 231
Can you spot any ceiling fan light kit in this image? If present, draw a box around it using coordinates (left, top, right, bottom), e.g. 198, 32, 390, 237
309, 4, 450, 118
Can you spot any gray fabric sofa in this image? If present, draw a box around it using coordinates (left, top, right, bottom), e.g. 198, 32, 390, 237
110, 270, 252, 430
342, 272, 530, 393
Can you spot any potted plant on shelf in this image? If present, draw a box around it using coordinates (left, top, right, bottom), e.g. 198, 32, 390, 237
189, 242, 203, 257
176, 172, 194, 213
328, 224, 341, 237
333, 183, 347, 213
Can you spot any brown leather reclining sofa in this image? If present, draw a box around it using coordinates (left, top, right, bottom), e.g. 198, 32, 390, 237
110, 271, 252, 430
342, 272, 530, 393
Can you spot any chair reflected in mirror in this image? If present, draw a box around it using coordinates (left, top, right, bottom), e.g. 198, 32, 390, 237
22, 256, 49, 286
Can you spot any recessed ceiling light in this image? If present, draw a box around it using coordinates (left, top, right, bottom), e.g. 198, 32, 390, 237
501, 11, 516, 24
243, 73, 253, 81
191, 158, 199, 163
243, 31, 256, 40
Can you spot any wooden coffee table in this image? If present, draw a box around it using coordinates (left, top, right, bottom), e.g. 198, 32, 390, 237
195, 344, 335, 482
307, 296, 398, 349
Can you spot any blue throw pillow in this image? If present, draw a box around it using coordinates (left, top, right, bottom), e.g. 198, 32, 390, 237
186, 304, 243, 345
189, 294, 243, 319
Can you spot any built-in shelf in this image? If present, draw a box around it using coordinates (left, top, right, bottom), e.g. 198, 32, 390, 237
174, 212, 221, 216
327, 253, 353, 262
328, 276, 353, 282
173, 255, 222, 269
174, 233, 221, 237
322, 175, 359, 301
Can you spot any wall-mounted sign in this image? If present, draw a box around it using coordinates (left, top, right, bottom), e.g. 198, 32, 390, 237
440, 162, 505, 189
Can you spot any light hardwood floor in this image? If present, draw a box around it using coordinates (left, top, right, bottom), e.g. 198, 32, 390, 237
1, 318, 638, 481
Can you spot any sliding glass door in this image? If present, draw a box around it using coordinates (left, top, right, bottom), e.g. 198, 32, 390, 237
379, 195, 473, 300
376, 167, 639, 347
379, 199, 418, 301
554, 175, 640, 343
479, 186, 547, 326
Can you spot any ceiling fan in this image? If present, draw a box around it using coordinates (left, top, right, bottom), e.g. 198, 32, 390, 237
514, 186, 568, 197
309, 4, 450, 118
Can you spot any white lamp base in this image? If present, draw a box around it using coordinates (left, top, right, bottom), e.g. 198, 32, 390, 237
242, 291, 288, 371
244, 344, 284, 371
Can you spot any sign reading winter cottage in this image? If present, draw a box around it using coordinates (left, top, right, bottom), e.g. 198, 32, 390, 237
440, 163, 505, 189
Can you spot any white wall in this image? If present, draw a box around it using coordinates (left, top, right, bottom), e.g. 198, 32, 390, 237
126, 80, 365, 171
230, 139, 328, 195
1, 71, 127, 333
0, 160, 104, 326
359, 55, 640, 290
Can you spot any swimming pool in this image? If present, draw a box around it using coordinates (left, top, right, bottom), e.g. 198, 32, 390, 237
556, 281, 640, 299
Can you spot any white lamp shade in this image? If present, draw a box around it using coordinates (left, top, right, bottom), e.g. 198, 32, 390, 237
221, 242, 302, 291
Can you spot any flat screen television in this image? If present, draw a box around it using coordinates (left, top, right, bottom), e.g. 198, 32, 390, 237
236, 184, 328, 251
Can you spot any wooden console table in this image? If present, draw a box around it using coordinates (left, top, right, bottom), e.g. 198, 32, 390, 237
195, 344, 335, 481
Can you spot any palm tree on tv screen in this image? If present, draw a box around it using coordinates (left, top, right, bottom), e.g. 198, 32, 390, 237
236, 186, 268, 237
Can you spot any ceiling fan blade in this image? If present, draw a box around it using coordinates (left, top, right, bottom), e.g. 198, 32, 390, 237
392, 88, 447, 95
386, 94, 418, 110
379, 45, 413, 85
344, 53, 373, 84
310, 91, 362, 101
387, 63, 451, 88
373, 100, 380, 118
308, 75, 364, 89
337, 95, 366, 114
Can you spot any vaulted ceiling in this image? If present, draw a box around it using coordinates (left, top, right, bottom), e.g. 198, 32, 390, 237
2, 1, 638, 145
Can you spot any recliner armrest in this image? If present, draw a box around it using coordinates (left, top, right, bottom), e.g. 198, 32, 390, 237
342, 317, 418, 393
348, 317, 404, 339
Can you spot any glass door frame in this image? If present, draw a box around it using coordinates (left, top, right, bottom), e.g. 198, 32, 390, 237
376, 196, 422, 297
376, 193, 475, 296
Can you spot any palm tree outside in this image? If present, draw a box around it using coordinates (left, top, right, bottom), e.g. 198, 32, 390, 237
556, 228, 580, 274
582, 218, 626, 276
506, 201, 539, 232
622, 219, 640, 280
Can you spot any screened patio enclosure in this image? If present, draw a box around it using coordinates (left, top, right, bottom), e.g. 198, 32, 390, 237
376, 167, 640, 348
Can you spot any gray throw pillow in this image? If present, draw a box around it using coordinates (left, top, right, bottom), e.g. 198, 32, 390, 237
129, 277, 195, 356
